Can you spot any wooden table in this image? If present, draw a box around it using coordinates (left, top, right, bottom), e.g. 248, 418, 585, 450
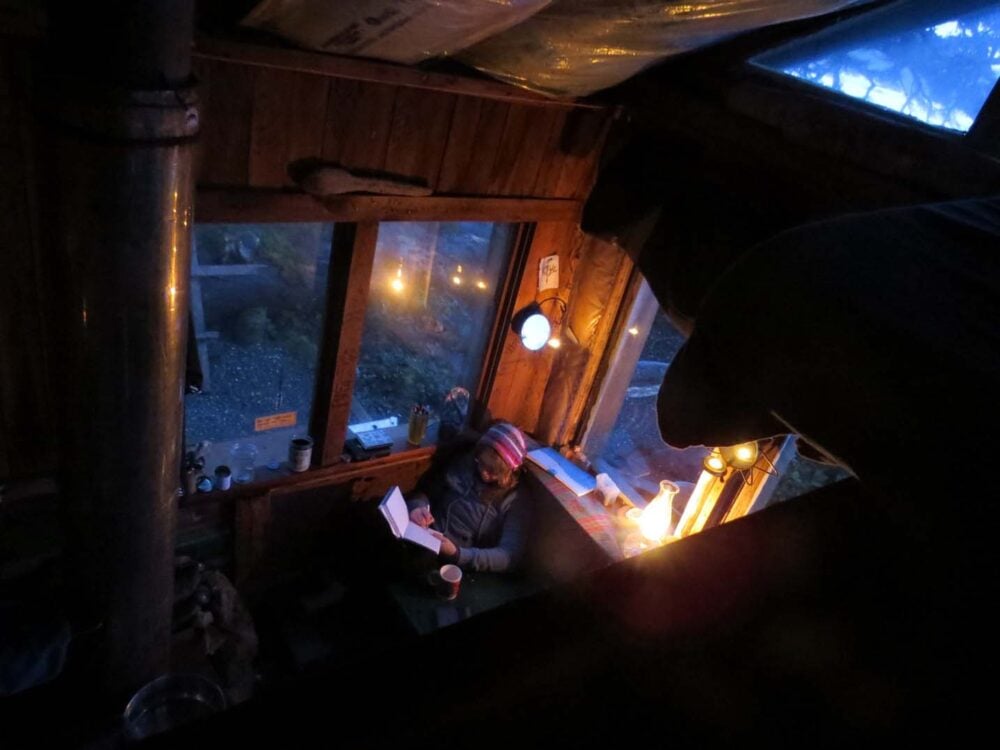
387, 569, 540, 636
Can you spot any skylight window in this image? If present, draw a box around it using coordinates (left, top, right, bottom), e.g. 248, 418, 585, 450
753, 0, 1000, 133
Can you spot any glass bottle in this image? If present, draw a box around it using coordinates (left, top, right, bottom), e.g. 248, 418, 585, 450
229, 442, 258, 484
638, 480, 679, 544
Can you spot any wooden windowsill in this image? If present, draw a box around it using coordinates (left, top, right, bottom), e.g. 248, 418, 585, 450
179, 444, 436, 507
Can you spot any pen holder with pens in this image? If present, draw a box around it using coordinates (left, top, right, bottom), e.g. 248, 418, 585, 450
408, 404, 429, 446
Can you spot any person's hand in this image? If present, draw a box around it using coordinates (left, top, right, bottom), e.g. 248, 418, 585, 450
409, 506, 434, 528
430, 530, 458, 559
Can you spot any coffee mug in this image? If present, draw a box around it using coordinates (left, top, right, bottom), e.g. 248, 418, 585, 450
437, 564, 462, 600
289, 436, 313, 473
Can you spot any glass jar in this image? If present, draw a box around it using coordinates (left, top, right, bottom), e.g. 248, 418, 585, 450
229, 442, 257, 484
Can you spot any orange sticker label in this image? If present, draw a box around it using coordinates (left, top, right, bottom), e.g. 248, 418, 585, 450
254, 411, 297, 432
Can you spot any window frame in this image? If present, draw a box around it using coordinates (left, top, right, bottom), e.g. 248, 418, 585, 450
726, 1, 1000, 176
193, 190, 557, 482
576, 269, 792, 535
747, 0, 1000, 139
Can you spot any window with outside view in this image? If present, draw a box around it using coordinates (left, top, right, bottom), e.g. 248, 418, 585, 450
753, 0, 1000, 133
349, 221, 516, 441
583, 281, 709, 504
184, 222, 333, 475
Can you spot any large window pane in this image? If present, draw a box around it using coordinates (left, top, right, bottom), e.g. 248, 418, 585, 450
766, 440, 852, 505
583, 281, 709, 502
753, 0, 1000, 133
349, 222, 515, 448
184, 223, 333, 480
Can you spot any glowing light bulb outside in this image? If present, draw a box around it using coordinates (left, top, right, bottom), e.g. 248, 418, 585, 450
452, 264, 463, 285
628, 326, 640, 336
476, 280, 488, 290
390, 265, 404, 293
547, 337, 561, 349
639, 480, 679, 544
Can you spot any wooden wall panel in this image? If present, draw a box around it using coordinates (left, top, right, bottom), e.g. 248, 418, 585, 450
194, 58, 256, 187
501, 107, 563, 197
442, 99, 511, 195
194, 54, 610, 200
531, 110, 571, 197
322, 78, 397, 173
435, 96, 484, 193
384, 87, 457, 189
248, 68, 329, 187
487, 221, 584, 434
553, 109, 614, 200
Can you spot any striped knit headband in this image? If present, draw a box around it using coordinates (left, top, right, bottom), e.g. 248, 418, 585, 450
478, 422, 527, 471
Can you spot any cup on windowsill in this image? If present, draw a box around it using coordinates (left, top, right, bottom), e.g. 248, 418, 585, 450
289, 436, 313, 473
408, 406, 429, 446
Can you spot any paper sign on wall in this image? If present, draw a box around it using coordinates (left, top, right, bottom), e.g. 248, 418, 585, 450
538, 254, 559, 291
255, 411, 297, 432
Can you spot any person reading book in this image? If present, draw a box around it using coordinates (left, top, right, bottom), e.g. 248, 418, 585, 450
406, 421, 530, 573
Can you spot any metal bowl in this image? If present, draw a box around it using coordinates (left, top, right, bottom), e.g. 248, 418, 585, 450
122, 673, 226, 741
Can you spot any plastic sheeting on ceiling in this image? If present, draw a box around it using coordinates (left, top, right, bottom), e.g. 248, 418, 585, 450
241, 1, 877, 98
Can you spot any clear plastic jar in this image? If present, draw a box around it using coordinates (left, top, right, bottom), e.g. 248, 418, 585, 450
229, 442, 257, 484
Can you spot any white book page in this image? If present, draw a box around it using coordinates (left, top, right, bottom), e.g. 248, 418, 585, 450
403, 523, 442, 554
380, 486, 409, 537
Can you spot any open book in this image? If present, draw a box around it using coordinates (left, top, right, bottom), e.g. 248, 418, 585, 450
379, 485, 441, 554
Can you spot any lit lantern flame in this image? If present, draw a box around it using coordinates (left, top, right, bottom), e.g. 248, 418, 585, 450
547, 337, 561, 349
390, 264, 404, 293
628, 326, 640, 336
639, 480, 679, 543
735, 445, 754, 462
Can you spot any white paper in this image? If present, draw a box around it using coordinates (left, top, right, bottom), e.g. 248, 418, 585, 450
538, 254, 559, 291
380, 486, 442, 554
525, 447, 596, 496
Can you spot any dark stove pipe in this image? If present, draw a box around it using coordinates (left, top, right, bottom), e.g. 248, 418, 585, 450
43, 0, 197, 698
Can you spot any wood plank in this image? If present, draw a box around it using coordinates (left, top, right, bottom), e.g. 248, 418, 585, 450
234, 493, 271, 588
436, 96, 484, 194
249, 67, 329, 187
318, 195, 582, 222
320, 77, 360, 165
487, 104, 536, 195
326, 80, 397, 173
530, 109, 571, 197
487, 221, 582, 433
314, 223, 380, 465
501, 106, 564, 197
196, 188, 582, 223
554, 109, 614, 199
451, 99, 511, 195
557, 239, 634, 447
195, 58, 255, 187
384, 87, 457, 190
287, 72, 332, 174
194, 37, 603, 111
327, 84, 396, 171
